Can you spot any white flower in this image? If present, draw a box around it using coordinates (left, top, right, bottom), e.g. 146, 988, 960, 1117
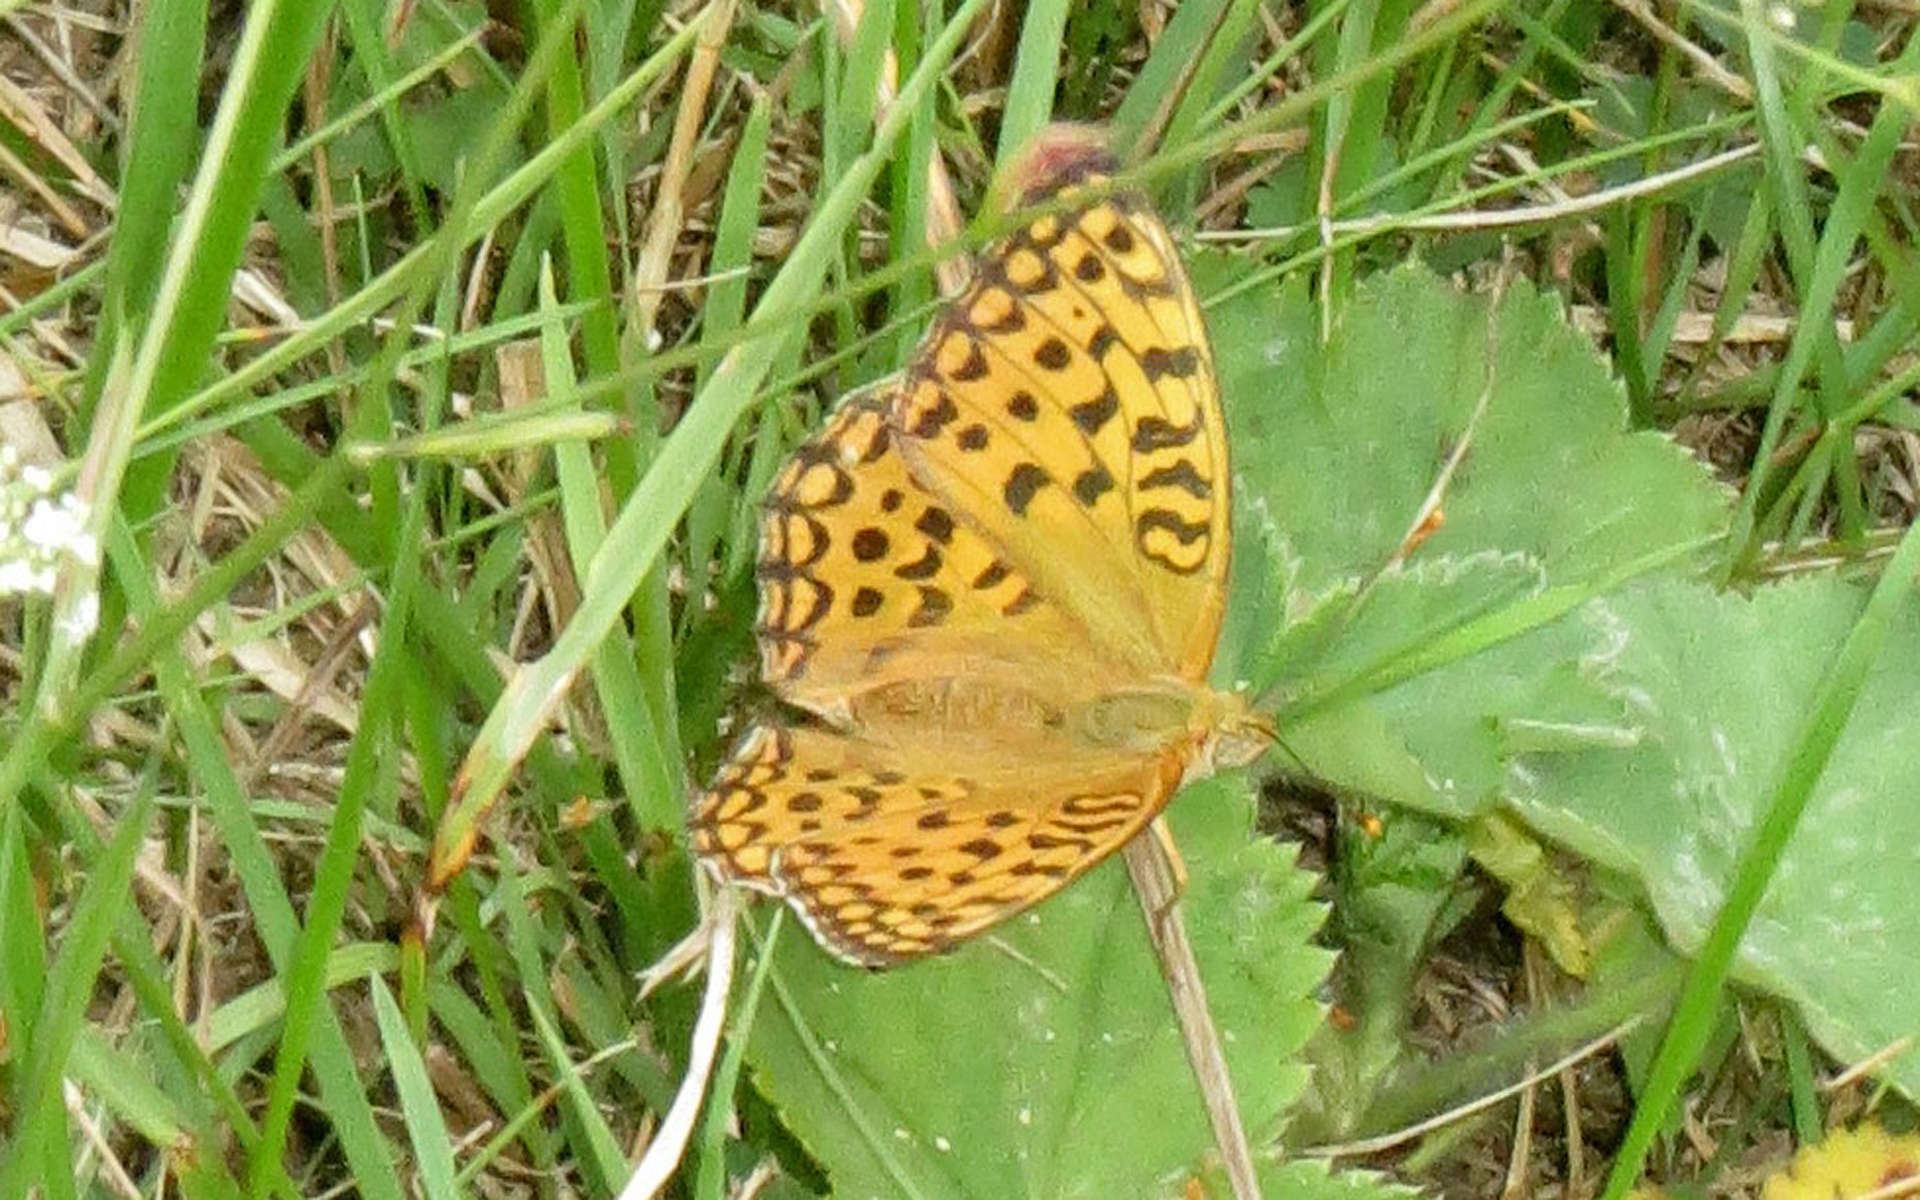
0, 454, 99, 604
58, 589, 99, 639
23, 497, 88, 553
0, 558, 47, 594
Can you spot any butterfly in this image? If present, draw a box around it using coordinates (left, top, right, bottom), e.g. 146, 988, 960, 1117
690, 125, 1270, 967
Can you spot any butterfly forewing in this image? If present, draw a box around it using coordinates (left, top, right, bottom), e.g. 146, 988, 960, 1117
892, 189, 1231, 682
752, 387, 1121, 721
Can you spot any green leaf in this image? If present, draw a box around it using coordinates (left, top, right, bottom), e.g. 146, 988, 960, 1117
1217, 265, 1729, 601
1508, 576, 1920, 1101
738, 775, 1332, 1198
1206, 262, 1756, 1132
1214, 264, 1731, 820
1263, 1158, 1428, 1198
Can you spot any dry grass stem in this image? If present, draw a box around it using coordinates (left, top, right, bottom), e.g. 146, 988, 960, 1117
1301, 1020, 1645, 1161
1124, 823, 1261, 1200
1203, 143, 1763, 243
628, 0, 738, 342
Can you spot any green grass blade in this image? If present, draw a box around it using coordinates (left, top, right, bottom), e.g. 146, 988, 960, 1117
0, 783, 152, 1198
998, 0, 1072, 157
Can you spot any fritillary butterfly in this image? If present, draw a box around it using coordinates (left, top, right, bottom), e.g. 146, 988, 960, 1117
690, 125, 1270, 967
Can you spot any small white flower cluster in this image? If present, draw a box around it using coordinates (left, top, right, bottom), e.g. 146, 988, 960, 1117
0, 442, 99, 597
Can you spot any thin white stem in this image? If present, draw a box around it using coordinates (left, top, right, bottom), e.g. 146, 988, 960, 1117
620, 886, 738, 1200
1199, 144, 1760, 242
1298, 1018, 1643, 1160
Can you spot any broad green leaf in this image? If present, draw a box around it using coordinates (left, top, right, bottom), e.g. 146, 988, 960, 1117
1508, 577, 1920, 1100
1214, 262, 1735, 817
1207, 263, 1752, 1130
739, 775, 1333, 1199
1216, 264, 1728, 599
1263, 1158, 1428, 1198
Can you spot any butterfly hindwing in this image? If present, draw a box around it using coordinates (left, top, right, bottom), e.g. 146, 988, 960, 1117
692, 724, 1178, 967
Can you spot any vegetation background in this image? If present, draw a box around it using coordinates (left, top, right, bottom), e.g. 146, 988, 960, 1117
0, 0, 1916, 1196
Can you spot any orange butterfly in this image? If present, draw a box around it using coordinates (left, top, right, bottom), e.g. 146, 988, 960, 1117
691, 127, 1269, 966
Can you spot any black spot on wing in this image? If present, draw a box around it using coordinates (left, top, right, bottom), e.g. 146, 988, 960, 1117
1132, 414, 1203, 452
1138, 459, 1211, 500
1003, 463, 1051, 515
908, 389, 959, 437
851, 527, 889, 561
1136, 509, 1210, 543
908, 585, 953, 627
1135, 509, 1213, 575
915, 507, 956, 544
1073, 465, 1115, 506
973, 560, 1010, 589
1071, 387, 1119, 435
892, 546, 942, 580
949, 340, 990, 381
1012, 860, 1070, 879
1140, 345, 1200, 381
981, 299, 1026, 334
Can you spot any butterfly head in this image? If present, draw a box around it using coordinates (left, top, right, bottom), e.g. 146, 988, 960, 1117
1194, 687, 1277, 773
992, 123, 1120, 213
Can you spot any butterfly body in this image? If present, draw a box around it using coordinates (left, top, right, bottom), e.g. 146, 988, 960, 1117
691, 127, 1268, 968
